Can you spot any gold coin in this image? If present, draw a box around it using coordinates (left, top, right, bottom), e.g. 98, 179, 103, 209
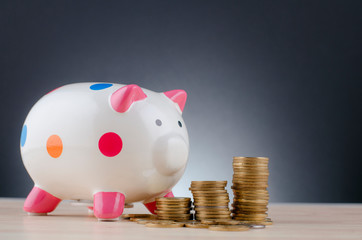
233, 192, 269, 196
234, 189, 269, 193
130, 217, 156, 222
192, 192, 229, 196
135, 219, 154, 224
136, 219, 174, 224
145, 222, 185, 228
175, 220, 199, 223
189, 188, 226, 191
193, 196, 229, 200
233, 164, 268, 167
208, 224, 250, 231
232, 182, 269, 186
194, 203, 229, 207
196, 213, 231, 217
194, 201, 229, 205
232, 186, 269, 191
215, 220, 244, 225
236, 219, 272, 225
237, 213, 268, 217
235, 197, 269, 201
233, 208, 268, 213
156, 204, 191, 208
196, 214, 231, 219
233, 165, 269, 168
185, 223, 209, 228
232, 202, 268, 207
195, 206, 229, 209
234, 217, 267, 222
194, 198, 230, 202
157, 203, 191, 207
232, 164, 269, 168
238, 199, 268, 204
233, 174, 269, 178
157, 212, 191, 217
236, 219, 273, 226
232, 176, 269, 180
155, 209, 191, 214
158, 216, 192, 221
233, 172, 269, 176
233, 190, 269, 195
233, 166, 269, 169
156, 197, 191, 202
195, 210, 231, 214
190, 183, 226, 187
233, 163, 268, 166
192, 194, 229, 198
196, 216, 232, 220
233, 156, 269, 161
191, 190, 228, 194
190, 186, 227, 189
233, 174, 269, 177
232, 181, 268, 186
200, 219, 218, 225
122, 214, 155, 219
156, 201, 191, 205
232, 161, 268, 168
191, 180, 227, 184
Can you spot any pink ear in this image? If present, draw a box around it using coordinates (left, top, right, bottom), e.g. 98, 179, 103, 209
164, 89, 187, 112
111, 84, 147, 113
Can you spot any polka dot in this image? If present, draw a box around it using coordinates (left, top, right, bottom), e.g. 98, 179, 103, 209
90, 83, 113, 90
98, 132, 123, 157
46, 135, 63, 158
155, 119, 162, 126
20, 125, 27, 147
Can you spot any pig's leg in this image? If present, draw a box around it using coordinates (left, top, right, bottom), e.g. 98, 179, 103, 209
93, 192, 125, 221
24, 186, 61, 215
144, 191, 174, 214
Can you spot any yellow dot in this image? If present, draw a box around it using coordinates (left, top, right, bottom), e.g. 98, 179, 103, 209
46, 135, 63, 158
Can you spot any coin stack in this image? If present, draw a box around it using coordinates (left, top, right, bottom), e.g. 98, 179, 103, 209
231, 157, 271, 224
190, 181, 232, 220
155, 197, 192, 221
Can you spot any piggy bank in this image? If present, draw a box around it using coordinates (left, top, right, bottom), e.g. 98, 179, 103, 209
20, 83, 189, 220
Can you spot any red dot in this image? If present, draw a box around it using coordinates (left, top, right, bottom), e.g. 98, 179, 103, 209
98, 132, 123, 157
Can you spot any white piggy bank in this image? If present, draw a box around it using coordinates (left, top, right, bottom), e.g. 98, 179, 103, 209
20, 83, 189, 220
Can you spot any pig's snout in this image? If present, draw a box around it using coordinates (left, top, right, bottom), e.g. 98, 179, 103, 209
153, 135, 189, 176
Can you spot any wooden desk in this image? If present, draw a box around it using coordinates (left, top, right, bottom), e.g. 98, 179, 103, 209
0, 198, 361, 239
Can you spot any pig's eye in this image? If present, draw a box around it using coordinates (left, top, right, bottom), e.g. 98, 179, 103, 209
155, 119, 162, 126
178, 121, 182, 128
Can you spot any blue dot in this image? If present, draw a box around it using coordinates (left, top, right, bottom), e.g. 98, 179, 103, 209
21, 125, 27, 147
90, 83, 113, 90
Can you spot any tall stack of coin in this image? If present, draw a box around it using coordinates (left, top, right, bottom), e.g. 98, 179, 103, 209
190, 181, 232, 220
155, 197, 192, 221
231, 157, 271, 224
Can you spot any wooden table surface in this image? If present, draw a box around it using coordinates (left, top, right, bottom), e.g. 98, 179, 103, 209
0, 198, 361, 240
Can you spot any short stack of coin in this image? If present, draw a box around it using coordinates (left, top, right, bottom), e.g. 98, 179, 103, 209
155, 197, 192, 221
231, 157, 271, 224
190, 181, 232, 220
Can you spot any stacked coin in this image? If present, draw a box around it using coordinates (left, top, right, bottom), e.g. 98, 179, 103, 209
231, 157, 271, 224
190, 181, 232, 220
155, 197, 192, 221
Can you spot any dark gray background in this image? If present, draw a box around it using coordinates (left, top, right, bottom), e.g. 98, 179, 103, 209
1, 0, 361, 202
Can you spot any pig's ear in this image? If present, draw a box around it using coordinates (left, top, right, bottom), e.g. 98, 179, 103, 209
164, 89, 187, 112
111, 84, 147, 113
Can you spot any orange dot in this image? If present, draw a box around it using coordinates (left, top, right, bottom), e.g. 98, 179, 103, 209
46, 135, 63, 158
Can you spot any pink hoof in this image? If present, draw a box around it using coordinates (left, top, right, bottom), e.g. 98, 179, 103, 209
93, 192, 125, 220
144, 191, 174, 215
24, 187, 61, 214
